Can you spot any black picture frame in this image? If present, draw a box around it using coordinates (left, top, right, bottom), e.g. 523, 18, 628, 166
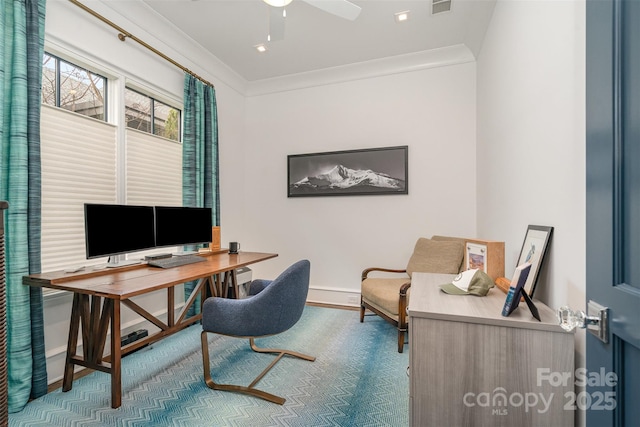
516, 225, 554, 298
287, 146, 408, 197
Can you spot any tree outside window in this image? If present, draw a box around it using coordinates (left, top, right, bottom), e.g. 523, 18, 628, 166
42, 53, 106, 121
126, 87, 181, 142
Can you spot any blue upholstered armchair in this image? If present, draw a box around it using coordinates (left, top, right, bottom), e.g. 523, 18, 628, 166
200, 259, 315, 404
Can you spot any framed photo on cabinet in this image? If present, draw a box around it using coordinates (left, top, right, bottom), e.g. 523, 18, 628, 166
516, 225, 554, 298
466, 242, 487, 273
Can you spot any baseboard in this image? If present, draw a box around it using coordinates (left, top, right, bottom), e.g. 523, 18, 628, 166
307, 286, 361, 308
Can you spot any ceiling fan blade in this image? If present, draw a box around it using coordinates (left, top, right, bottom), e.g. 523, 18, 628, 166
268, 7, 286, 42
302, 0, 362, 21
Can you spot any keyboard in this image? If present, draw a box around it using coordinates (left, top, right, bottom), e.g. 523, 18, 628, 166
147, 254, 206, 269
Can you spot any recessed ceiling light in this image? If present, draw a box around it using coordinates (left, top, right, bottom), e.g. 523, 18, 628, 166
255, 44, 268, 53
395, 10, 410, 23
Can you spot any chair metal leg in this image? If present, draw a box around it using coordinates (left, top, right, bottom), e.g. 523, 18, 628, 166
249, 337, 316, 362
201, 332, 315, 405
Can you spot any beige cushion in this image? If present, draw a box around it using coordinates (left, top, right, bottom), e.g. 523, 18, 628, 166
406, 238, 464, 277
431, 235, 466, 244
361, 277, 410, 317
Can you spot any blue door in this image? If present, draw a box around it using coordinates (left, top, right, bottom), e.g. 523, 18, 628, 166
586, 0, 640, 425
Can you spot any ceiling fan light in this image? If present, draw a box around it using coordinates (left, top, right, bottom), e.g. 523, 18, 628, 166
263, 0, 293, 7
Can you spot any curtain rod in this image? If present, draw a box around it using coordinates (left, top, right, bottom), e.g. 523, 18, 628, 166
68, 0, 215, 89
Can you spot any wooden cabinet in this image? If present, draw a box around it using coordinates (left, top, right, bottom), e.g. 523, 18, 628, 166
408, 273, 574, 427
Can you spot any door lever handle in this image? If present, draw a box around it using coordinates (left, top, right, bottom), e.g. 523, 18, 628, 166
557, 301, 608, 343
557, 307, 595, 330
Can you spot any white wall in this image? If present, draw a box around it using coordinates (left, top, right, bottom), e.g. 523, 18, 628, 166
477, 0, 586, 322
241, 59, 479, 303
476, 1, 586, 423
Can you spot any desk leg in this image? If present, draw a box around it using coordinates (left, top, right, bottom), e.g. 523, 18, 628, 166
210, 274, 221, 297
94, 299, 111, 364
199, 275, 217, 309
206, 275, 217, 299
200, 278, 207, 312
220, 271, 235, 298
230, 270, 239, 299
215, 274, 223, 297
221, 272, 230, 298
110, 300, 122, 408
167, 286, 175, 327
62, 293, 82, 392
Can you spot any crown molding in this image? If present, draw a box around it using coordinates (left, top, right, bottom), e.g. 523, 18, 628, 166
244, 44, 475, 97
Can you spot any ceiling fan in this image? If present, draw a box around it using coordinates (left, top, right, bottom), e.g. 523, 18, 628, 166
263, 0, 362, 41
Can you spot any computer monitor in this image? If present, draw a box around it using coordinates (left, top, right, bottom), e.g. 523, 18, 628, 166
84, 203, 156, 265
154, 206, 212, 248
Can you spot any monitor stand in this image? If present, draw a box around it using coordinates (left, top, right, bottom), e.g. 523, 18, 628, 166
173, 250, 197, 256
106, 258, 142, 268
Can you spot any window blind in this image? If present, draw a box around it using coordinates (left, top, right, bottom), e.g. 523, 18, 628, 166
125, 129, 182, 207
40, 108, 183, 273
40, 105, 117, 272
125, 129, 182, 258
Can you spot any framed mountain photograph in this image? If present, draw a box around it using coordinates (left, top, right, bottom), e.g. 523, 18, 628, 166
287, 146, 408, 197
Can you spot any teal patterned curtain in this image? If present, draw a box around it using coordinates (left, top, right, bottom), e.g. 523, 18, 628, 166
0, 0, 48, 413
183, 74, 219, 314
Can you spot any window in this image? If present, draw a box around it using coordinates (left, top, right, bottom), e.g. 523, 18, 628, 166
125, 88, 150, 132
125, 87, 181, 142
39, 52, 182, 275
42, 53, 107, 121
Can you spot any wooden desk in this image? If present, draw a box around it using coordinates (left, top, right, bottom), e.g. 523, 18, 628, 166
408, 273, 574, 427
23, 251, 277, 408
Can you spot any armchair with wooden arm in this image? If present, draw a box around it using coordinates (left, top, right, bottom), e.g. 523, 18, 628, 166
360, 237, 465, 353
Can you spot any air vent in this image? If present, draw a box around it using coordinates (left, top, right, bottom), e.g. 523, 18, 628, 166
432, 0, 452, 14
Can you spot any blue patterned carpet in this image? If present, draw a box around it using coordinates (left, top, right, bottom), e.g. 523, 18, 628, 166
10, 306, 409, 426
